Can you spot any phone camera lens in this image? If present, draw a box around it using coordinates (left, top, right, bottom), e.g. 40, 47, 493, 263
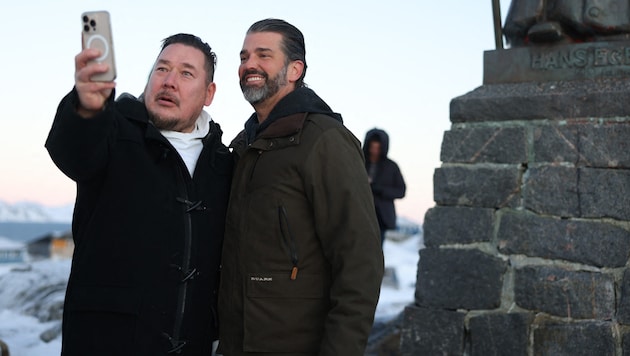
90, 20, 96, 27
83, 25, 90, 32
82, 16, 89, 23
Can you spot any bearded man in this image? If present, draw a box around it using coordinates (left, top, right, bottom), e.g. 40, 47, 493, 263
46, 34, 231, 355
217, 19, 384, 356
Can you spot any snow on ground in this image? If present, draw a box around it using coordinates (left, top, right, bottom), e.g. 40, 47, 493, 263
375, 233, 423, 321
0, 233, 422, 355
0, 310, 61, 356
0, 260, 70, 356
0, 237, 24, 250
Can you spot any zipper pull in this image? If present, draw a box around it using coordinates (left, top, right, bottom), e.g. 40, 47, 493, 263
290, 266, 298, 280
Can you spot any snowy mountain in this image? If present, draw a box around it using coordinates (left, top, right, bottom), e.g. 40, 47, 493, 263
0, 201, 73, 223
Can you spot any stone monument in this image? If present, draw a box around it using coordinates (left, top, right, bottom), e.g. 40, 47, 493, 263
400, 0, 630, 354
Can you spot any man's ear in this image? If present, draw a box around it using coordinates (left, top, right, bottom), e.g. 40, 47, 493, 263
288, 60, 305, 84
204, 82, 217, 106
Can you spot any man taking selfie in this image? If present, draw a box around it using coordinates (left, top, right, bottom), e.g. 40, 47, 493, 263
46, 33, 231, 355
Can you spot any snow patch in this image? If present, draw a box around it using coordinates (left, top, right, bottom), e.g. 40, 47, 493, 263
0, 310, 61, 356
0, 237, 24, 249
0, 260, 70, 356
375, 232, 423, 321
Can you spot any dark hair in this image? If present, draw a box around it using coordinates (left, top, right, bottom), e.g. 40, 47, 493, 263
161, 33, 217, 84
247, 19, 307, 88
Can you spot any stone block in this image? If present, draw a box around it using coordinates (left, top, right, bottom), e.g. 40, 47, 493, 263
365, 312, 403, 356
533, 124, 579, 164
484, 42, 630, 85
533, 322, 615, 356
579, 123, 630, 169
423, 206, 495, 247
579, 168, 630, 220
450, 78, 630, 123
515, 266, 615, 319
416, 248, 507, 310
497, 210, 630, 268
434, 166, 521, 209
623, 330, 630, 356
523, 166, 579, 217
469, 313, 533, 356
617, 270, 630, 325
441, 127, 527, 164
400, 305, 465, 356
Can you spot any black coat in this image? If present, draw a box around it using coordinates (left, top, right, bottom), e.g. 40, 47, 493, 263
363, 129, 406, 230
46, 90, 232, 356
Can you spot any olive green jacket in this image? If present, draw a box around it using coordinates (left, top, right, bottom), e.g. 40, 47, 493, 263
218, 107, 384, 355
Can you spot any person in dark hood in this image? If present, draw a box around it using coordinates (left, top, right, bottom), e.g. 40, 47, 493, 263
363, 128, 406, 246
218, 19, 384, 356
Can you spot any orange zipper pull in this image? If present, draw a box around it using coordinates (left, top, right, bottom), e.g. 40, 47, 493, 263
290, 266, 298, 280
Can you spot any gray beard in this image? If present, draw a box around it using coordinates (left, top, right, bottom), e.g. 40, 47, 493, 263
241, 65, 287, 104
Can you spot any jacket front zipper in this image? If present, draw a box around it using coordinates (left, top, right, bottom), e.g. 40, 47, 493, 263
278, 205, 299, 280
165, 148, 201, 354
248, 149, 263, 181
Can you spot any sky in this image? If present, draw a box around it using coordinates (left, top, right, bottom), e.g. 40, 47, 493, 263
0, 1, 511, 223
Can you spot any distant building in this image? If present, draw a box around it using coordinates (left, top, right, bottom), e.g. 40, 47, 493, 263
0, 236, 27, 263
27, 231, 74, 260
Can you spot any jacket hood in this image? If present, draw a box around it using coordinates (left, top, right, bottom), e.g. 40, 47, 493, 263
363, 128, 389, 159
244, 87, 342, 144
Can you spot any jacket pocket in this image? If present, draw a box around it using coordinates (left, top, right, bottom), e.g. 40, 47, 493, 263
63, 285, 141, 354
65, 284, 142, 315
243, 272, 329, 353
278, 205, 299, 280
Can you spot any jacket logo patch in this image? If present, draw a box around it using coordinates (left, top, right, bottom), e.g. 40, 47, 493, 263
250, 276, 273, 282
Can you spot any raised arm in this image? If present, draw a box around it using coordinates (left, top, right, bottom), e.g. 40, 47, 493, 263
45, 48, 117, 182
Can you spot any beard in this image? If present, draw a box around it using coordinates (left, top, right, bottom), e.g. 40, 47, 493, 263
144, 90, 187, 131
149, 111, 179, 131
240, 65, 287, 104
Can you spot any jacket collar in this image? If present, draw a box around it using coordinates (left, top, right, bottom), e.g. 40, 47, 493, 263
115, 93, 165, 142
258, 113, 306, 140
230, 113, 307, 155
249, 113, 306, 151
243, 87, 342, 145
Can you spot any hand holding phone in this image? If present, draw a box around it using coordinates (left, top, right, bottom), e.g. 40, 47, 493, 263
75, 11, 116, 117
81, 11, 116, 82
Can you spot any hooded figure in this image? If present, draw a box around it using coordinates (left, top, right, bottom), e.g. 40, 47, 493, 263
363, 128, 406, 246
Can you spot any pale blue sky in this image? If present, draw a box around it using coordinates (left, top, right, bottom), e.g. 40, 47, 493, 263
0, 0, 511, 222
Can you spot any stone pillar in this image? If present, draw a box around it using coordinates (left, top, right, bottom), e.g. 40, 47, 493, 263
401, 41, 630, 355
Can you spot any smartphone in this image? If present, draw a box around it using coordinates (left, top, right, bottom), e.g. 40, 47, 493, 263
81, 11, 116, 82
